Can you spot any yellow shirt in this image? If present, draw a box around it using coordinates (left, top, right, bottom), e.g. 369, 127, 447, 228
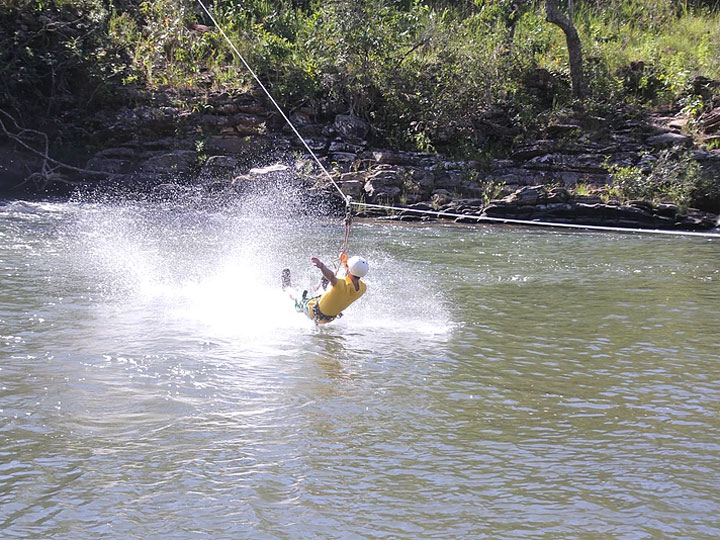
311, 276, 367, 318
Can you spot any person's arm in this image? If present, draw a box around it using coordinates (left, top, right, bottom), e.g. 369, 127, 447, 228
339, 251, 349, 272
311, 257, 338, 286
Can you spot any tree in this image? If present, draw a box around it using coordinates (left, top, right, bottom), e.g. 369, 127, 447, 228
545, 0, 586, 98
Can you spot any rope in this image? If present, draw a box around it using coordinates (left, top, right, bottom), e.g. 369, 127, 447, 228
195, 0, 719, 241
353, 201, 720, 239
194, 0, 350, 206
341, 204, 353, 253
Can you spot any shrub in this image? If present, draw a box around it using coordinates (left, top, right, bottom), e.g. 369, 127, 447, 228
0, 0, 129, 112
608, 149, 719, 211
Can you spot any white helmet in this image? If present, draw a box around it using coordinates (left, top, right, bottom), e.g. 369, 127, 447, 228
347, 256, 369, 278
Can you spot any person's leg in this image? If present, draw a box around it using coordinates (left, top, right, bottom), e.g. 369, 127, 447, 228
282, 268, 291, 288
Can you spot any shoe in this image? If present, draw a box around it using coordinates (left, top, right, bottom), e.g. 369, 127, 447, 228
281, 268, 291, 288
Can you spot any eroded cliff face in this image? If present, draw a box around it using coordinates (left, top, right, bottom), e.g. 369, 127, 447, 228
2, 89, 719, 230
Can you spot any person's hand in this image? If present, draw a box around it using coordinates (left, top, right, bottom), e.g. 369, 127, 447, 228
339, 252, 348, 263
311, 257, 323, 268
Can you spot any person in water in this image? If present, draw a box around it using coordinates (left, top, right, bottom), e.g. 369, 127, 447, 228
283, 252, 369, 324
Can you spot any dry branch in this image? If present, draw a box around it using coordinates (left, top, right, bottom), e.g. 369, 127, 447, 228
0, 109, 109, 190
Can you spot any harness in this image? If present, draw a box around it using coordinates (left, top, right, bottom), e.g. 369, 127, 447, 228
301, 291, 343, 325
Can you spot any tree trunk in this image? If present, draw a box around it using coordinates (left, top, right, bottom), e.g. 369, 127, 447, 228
545, 0, 586, 98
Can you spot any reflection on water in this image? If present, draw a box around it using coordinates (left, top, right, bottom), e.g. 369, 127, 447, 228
1, 198, 719, 539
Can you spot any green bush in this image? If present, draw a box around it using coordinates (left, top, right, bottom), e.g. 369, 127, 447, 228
608, 149, 719, 211
0, 0, 129, 111
3, 0, 720, 168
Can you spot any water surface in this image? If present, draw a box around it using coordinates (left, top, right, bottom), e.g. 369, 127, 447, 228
1, 197, 719, 538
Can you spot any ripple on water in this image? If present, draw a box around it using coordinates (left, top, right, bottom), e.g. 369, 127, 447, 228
1, 199, 719, 538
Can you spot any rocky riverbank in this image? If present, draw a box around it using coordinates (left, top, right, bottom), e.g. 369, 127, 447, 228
2, 89, 719, 232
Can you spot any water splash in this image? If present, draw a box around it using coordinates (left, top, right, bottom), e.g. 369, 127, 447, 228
61, 179, 451, 343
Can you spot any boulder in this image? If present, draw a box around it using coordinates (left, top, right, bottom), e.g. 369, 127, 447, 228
86, 157, 134, 174
675, 208, 718, 230
525, 153, 609, 173
199, 114, 232, 128
233, 113, 266, 136
647, 132, 693, 148
328, 152, 357, 164
208, 134, 273, 155
198, 155, 241, 182
547, 187, 570, 203
482, 202, 535, 219
364, 168, 403, 202
338, 171, 366, 199
289, 136, 328, 152
363, 150, 415, 166
546, 123, 581, 137
139, 150, 197, 174
338, 179, 364, 199
655, 203, 678, 219
334, 114, 369, 143
94, 147, 137, 159
329, 141, 365, 154
432, 190, 453, 206
501, 185, 545, 205
510, 140, 556, 159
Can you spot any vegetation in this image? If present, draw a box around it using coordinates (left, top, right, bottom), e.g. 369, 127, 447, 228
1, 0, 719, 207
605, 149, 720, 211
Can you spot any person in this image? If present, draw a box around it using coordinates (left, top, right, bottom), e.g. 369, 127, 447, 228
283, 252, 369, 325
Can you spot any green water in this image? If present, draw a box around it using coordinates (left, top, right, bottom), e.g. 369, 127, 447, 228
1, 199, 719, 538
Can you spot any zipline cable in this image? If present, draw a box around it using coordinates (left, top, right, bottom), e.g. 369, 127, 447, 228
354, 201, 720, 238
195, 0, 719, 240
195, 0, 350, 207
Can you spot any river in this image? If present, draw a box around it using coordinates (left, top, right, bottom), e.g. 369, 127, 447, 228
1, 194, 719, 539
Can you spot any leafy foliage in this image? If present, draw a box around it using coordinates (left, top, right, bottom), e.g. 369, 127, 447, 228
0, 0, 130, 112
1, 0, 719, 159
607, 150, 720, 211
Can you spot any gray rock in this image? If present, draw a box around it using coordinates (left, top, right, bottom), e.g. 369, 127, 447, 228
502, 185, 545, 205
289, 136, 328, 152
511, 141, 556, 159
363, 168, 404, 202
95, 147, 136, 159
203, 155, 240, 170
364, 150, 415, 166
572, 194, 604, 205
328, 141, 365, 153
334, 114, 369, 143
364, 183, 401, 202
432, 190, 453, 206
647, 132, 693, 147
290, 111, 313, 125
525, 153, 609, 173
329, 152, 357, 164
655, 203, 678, 218
547, 187, 570, 203
338, 179, 364, 199
86, 157, 133, 174
546, 123, 581, 136
139, 150, 197, 174
233, 113, 266, 136
199, 114, 231, 128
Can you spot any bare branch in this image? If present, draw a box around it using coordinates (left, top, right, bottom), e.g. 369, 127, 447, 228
0, 109, 109, 183
0, 108, 111, 190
